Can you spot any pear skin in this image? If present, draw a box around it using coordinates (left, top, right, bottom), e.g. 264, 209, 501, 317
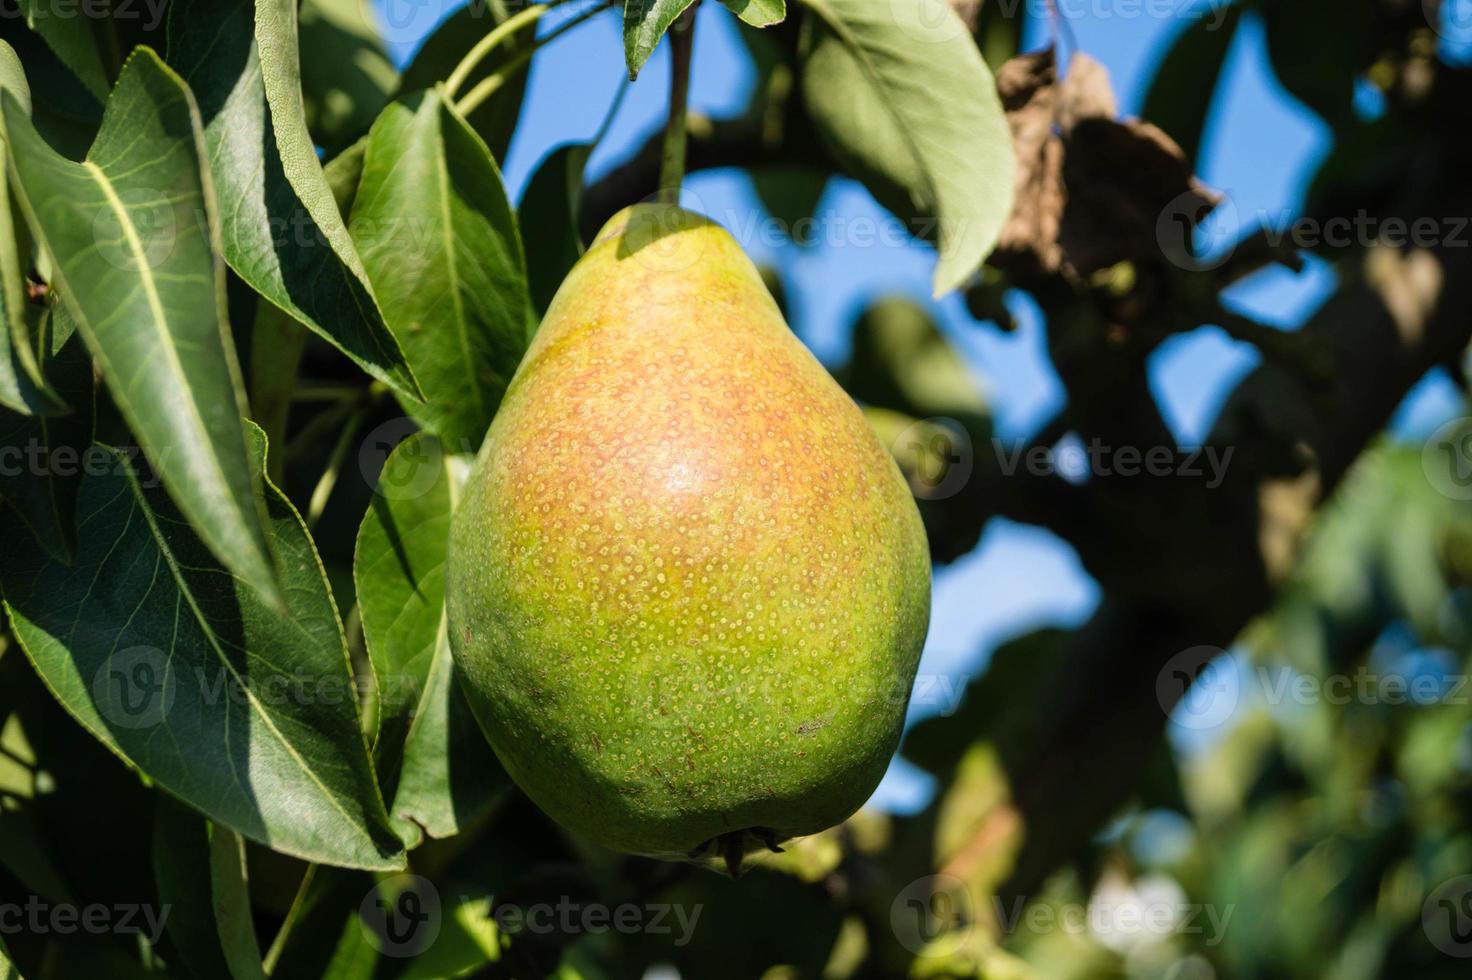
447, 204, 931, 866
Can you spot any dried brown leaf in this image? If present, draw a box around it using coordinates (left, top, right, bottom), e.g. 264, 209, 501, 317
1058, 52, 1117, 132
1061, 116, 1221, 275
990, 47, 1221, 279
994, 49, 1064, 271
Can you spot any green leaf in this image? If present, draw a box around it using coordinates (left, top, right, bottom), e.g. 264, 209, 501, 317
0, 40, 63, 416
623, 0, 697, 79
0, 933, 17, 980
248, 300, 307, 486
399, 0, 536, 163
15, 0, 110, 100
350, 90, 531, 450
902, 629, 1068, 776
752, 166, 828, 239
1141, 4, 1245, 164
0, 40, 31, 117
841, 296, 986, 420
166, 0, 420, 403
252, 0, 422, 401
390, 648, 507, 847
797, 0, 1015, 296
0, 306, 94, 562
0, 424, 406, 871
153, 801, 268, 980
397, 895, 502, 979
1261, 0, 1368, 127
2, 48, 284, 605
298, 0, 398, 154
721, 0, 785, 28
0, 25, 102, 160
734, 25, 827, 237
518, 82, 628, 316
324, 137, 367, 214
354, 433, 455, 759
519, 142, 593, 316
253, 0, 370, 271
975, 0, 1022, 68
353, 433, 506, 847
0, 227, 58, 418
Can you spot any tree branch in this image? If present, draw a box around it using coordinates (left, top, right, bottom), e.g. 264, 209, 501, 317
992, 226, 1472, 902
579, 113, 822, 239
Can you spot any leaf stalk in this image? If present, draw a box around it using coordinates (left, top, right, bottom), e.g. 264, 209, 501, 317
453, 1, 618, 119
444, 3, 551, 101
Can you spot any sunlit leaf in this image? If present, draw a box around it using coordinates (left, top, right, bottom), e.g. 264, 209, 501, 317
623, 0, 696, 79
721, 0, 785, 28
253, 0, 423, 401
798, 0, 1014, 295
397, 895, 502, 978
0, 932, 17, 980
354, 433, 506, 847
254, 0, 370, 278
167, 0, 420, 402
350, 91, 531, 450
0, 41, 31, 122
15, 0, 109, 99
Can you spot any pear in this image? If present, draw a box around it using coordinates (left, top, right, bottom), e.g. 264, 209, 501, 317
447, 204, 931, 871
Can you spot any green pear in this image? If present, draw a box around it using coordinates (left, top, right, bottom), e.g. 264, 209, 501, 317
447, 204, 931, 871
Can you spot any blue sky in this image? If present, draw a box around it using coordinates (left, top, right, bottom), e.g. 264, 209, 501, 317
376, 0, 1466, 811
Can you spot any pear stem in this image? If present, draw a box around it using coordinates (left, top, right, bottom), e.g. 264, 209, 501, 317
658, 5, 698, 203
719, 831, 745, 878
